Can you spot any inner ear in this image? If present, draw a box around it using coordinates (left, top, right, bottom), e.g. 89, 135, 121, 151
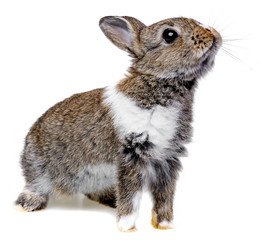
107, 18, 133, 47
100, 17, 135, 52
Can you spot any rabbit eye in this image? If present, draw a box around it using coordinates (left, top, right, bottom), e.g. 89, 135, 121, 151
163, 29, 178, 43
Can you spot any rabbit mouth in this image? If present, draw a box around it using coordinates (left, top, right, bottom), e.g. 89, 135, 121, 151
191, 38, 221, 79
201, 33, 222, 65
200, 38, 217, 65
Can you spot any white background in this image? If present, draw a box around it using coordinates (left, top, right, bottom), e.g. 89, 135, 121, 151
1, 0, 263, 239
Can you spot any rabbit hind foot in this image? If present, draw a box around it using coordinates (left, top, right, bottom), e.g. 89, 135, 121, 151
15, 188, 48, 212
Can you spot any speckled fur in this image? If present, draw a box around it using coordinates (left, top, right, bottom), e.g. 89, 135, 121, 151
16, 16, 222, 231
16, 89, 121, 200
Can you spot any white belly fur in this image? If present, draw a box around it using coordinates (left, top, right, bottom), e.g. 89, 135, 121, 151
75, 163, 117, 194
103, 85, 181, 155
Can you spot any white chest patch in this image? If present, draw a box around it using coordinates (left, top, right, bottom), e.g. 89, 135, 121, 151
104, 86, 181, 152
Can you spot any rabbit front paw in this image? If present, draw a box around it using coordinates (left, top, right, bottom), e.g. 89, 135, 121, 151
117, 214, 138, 232
122, 131, 153, 158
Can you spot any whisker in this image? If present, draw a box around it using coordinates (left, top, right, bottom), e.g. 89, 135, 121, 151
222, 42, 245, 49
221, 45, 241, 56
211, 17, 220, 29
207, 16, 212, 28
222, 36, 253, 42
219, 47, 252, 70
207, 16, 223, 30
221, 48, 239, 60
204, 17, 253, 71
218, 23, 233, 34
223, 39, 244, 43
221, 45, 239, 54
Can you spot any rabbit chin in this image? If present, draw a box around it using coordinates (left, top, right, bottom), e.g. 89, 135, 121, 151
155, 56, 215, 82
183, 56, 216, 81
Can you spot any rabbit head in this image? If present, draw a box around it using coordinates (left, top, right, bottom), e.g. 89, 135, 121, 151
100, 16, 222, 81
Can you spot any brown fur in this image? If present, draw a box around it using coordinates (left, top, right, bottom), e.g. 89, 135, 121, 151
17, 88, 121, 199
16, 16, 222, 231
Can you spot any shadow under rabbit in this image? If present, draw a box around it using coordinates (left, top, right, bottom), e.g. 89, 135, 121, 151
47, 194, 116, 215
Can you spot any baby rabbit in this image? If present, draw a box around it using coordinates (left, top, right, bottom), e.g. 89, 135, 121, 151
15, 16, 222, 232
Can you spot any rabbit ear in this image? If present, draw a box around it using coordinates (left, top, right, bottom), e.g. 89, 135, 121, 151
99, 16, 145, 58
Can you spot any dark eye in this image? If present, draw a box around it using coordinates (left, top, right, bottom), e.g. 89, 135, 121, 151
162, 29, 178, 43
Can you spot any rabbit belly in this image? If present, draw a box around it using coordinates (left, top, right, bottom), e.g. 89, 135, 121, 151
73, 163, 117, 194
104, 86, 181, 157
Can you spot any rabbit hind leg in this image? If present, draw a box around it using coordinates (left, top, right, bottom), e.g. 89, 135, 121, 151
15, 174, 53, 212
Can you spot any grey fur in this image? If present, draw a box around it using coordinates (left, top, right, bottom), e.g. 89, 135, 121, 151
15, 16, 222, 231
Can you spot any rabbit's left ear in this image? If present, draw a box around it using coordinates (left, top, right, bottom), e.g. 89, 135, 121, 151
99, 16, 145, 58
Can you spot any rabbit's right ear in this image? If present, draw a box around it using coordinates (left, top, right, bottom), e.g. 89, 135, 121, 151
99, 16, 145, 58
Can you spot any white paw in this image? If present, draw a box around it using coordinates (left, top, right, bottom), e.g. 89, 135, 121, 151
159, 220, 174, 229
117, 213, 138, 232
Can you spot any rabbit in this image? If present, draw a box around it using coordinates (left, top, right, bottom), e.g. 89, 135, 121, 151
15, 16, 222, 232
